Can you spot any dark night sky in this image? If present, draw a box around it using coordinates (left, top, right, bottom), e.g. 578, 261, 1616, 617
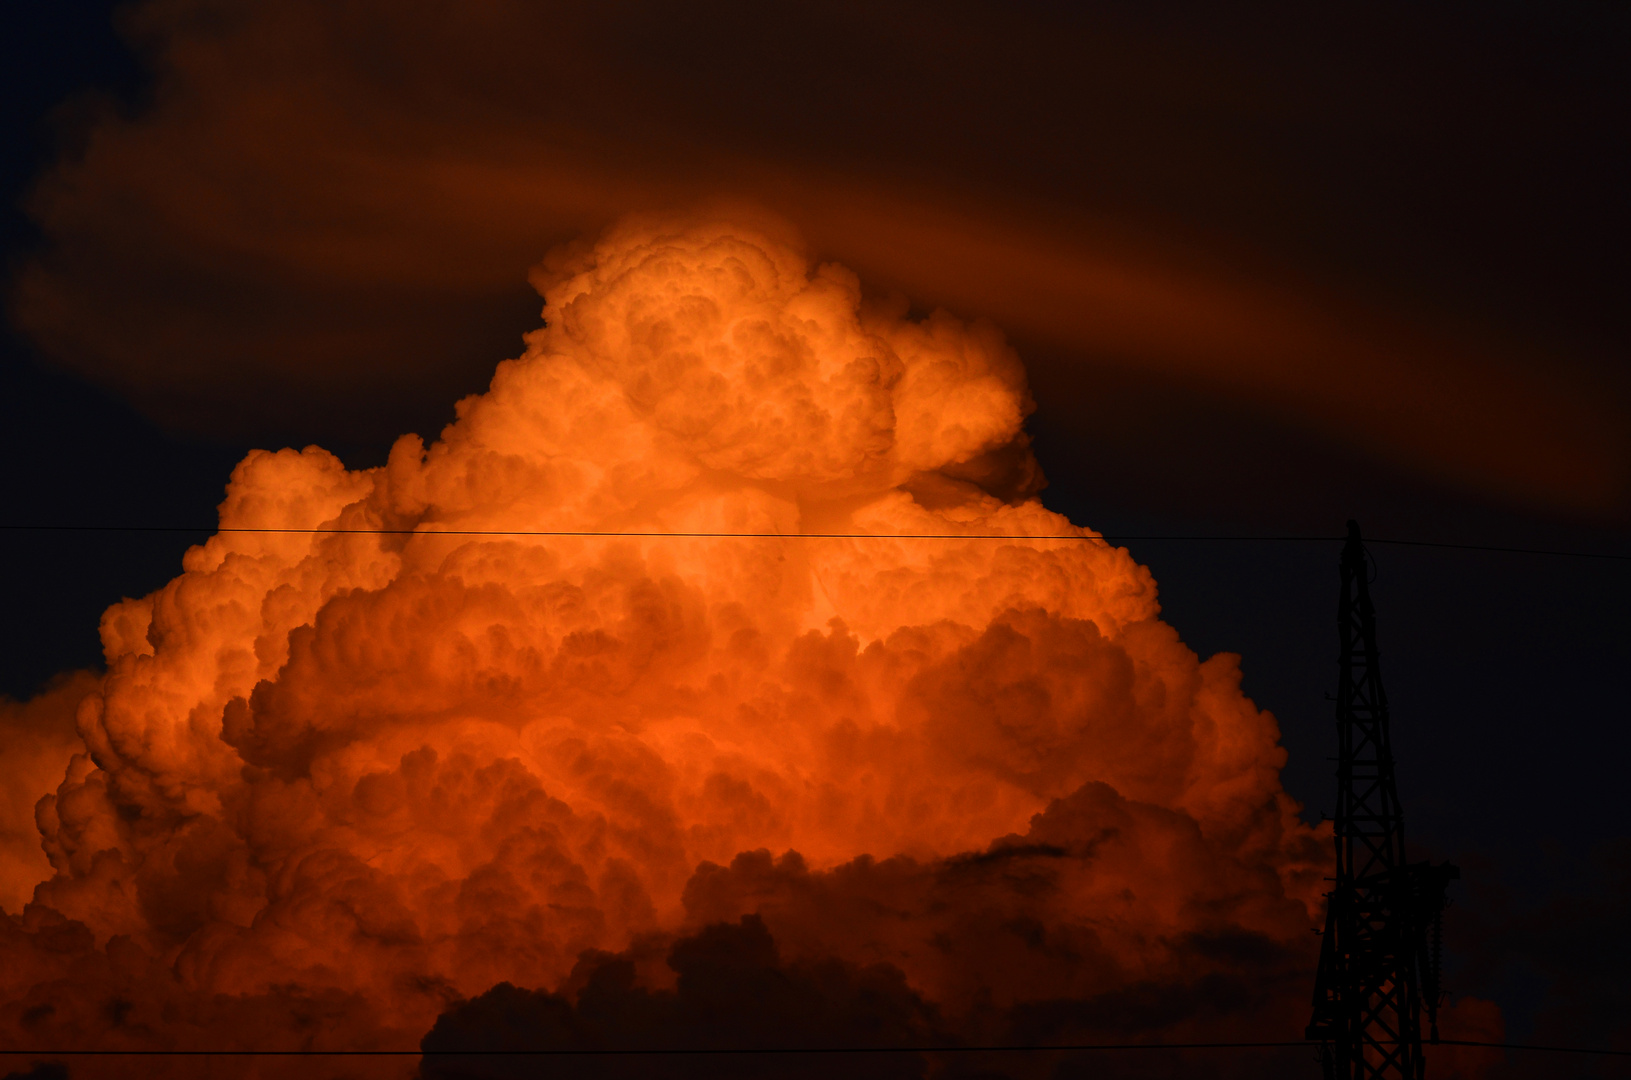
3, 0, 1629, 1051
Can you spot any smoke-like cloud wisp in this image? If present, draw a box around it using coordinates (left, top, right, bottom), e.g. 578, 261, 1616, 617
12, 0, 1626, 515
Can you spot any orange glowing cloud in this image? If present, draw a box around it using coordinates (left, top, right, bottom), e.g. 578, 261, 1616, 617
0, 673, 96, 914
0, 216, 1353, 1072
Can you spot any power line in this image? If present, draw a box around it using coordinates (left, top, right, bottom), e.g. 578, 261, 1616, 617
1440, 1039, 1631, 1057
0, 524, 1625, 561
1, 1042, 1304, 1057
1359, 536, 1629, 561
0, 1039, 1624, 1058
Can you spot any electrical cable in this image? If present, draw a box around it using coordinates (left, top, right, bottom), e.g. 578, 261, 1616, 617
0, 1038, 1626, 1057
0, 524, 1626, 561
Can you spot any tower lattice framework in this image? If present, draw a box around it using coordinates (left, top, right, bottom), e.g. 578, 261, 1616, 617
1307, 521, 1457, 1080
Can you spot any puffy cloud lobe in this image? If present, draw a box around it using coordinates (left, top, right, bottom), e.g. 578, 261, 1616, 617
531, 220, 1031, 488
680, 783, 1313, 1025
0, 217, 1357, 1071
0, 674, 95, 914
421, 910, 1321, 1080
421, 916, 937, 1080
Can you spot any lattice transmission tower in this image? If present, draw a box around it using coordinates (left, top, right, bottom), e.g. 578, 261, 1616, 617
1307, 521, 1458, 1080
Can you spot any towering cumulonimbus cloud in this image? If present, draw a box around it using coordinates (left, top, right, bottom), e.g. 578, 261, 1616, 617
1, 212, 1469, 1077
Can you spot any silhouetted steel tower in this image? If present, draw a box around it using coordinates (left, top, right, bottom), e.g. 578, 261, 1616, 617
1307, 521, 1457, 1080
